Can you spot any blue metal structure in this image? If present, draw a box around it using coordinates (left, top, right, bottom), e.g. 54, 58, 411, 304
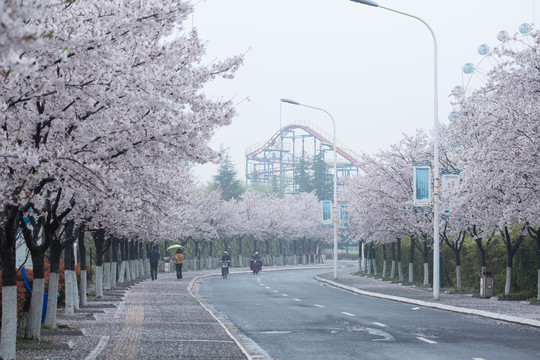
245, 121, 362, 194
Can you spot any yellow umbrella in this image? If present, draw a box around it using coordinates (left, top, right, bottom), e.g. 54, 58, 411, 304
166, 244, 184, 252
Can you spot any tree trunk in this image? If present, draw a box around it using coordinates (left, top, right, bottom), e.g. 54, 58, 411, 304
103, 236, 111, 291
390, 242, 396, 279
64, 226, 76, 315
119, 238, 126, 283
501, 226, 525, 295
111, 237, 118, 289
44, 240, 63, 328
526, 227, 540, 300
21, 214, 48, 340
409, 237, 415, 283
0, 209, 18, 360
371, 243, 377, 276
397, 238, 403, 281
422, 237, 429, 285
382, 243, 387, 278
79, 230, 88, 306
93, 229, 105, 298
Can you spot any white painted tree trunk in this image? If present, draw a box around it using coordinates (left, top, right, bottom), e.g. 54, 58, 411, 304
131, 259, 137, 278
382, 260, 387, 278
398, 261, 404, 281
408, 263, 414, 283
390, 260, 395, 279
110, 262, 117, 289
96, 265, 103, 298
139, 259, 144, 275
103, 262, 111, 290
0, 285, 17, 360
44, 272, 59, 328
119, 260, 126, 283
456, 265, 462, 289
80, 270, 88, 306
25, 278, 45, 340
367, 259, 371, 275
372, 258, 378, 276
423, 263, 429, 285
64, 269, 75, 315
361, 243, 365, 272
125, 260, 131, 282
73, 270, 79, 310
505, 266, 512, 295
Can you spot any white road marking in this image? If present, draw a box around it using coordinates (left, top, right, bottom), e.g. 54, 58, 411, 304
273, 290, 279, 293
265, 287, 271, 289
472, 358, 486, 360
341, 312, 355, 317
260, 331, 292, 334
282, 294, 288, 297
293, 298, 301, 302
417, 337, 437, 344
349, 326, 394, 342
314, 304, 325, 308
372, 322, 387, 327
84, 335, 109, 360
411, 307, 420, 310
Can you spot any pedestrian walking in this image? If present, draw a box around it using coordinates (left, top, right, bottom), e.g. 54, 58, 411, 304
174, 248, 184, 279
149, 245, 160, 281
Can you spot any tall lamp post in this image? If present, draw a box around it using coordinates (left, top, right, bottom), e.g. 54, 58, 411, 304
350, 0, 441, 300
281, 98, 339, 280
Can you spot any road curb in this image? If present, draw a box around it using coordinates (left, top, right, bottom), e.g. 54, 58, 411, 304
314, 276, 540, 329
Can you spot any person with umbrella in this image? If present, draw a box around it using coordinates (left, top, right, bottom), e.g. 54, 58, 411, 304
174, 248, 184, 279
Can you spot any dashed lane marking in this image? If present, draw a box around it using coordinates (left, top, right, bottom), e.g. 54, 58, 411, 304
416, 337, 437, 344
372, 322, 387, 327
293, 298, 301, 302
282, 294, 288, 297
314, 304, 325, 308
341, 312, 355, 317
273, 290, 279, 293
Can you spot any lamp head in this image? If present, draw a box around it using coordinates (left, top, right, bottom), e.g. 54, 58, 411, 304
280, 98, 300, 105
350, 0, 379, 6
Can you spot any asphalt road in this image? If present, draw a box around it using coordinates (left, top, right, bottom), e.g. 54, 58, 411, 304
199, 268, 540, 360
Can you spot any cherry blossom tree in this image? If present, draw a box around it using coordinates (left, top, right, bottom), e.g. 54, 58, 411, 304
1, 1, 243, 356
449, 29, 540, 296
344, 130, 434, 283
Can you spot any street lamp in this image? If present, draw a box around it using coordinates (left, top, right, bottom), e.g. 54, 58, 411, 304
350, 0, 441, 300
280, 98, 339, 280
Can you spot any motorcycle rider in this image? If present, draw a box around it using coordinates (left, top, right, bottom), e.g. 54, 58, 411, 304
221, 251, 231, 278
250, 252, 262, 273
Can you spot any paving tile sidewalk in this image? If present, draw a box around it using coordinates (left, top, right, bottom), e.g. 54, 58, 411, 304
317, 271, 540, 327
16, 269, 249, 360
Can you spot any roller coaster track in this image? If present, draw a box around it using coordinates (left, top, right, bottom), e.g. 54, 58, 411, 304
245, 121, 361, 167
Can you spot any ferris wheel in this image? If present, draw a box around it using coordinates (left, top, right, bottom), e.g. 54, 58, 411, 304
448, 22, 536, 121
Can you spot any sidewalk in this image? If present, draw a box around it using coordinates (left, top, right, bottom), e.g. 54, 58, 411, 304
16, 269, 249, 360
15, 264, 540, 360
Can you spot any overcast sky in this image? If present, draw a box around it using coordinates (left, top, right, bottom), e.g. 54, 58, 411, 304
190, 0, 538, 185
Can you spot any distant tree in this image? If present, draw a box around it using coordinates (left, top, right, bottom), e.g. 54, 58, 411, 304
312, 152, 332, 201
294, 157, 313, 194
212, 154, 244, 200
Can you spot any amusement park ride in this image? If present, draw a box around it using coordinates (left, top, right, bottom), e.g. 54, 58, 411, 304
245, 120, 362, 194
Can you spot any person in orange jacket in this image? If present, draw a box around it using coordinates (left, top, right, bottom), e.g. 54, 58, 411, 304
174, 248, 184, 279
